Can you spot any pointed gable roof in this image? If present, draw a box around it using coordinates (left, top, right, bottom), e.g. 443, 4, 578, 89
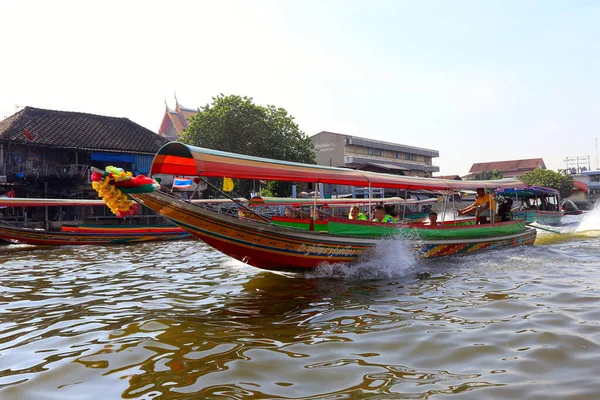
0, 106, 166, 154
158, 100, 197, 137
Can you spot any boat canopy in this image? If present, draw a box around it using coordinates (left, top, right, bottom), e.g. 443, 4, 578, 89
497, 186, 560, 197
248, 196, 437, 207
151, 142, 528, 191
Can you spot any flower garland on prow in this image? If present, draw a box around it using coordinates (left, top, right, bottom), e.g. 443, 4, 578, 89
91, 166, 159, 218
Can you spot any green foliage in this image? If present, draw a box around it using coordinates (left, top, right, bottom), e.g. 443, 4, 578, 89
472, 169, 503, 180
180, 94, 315, 197
259, 187, 275, 197
181, 94, 315, 163
519, 168, 573, 198
264, 180, 294, 197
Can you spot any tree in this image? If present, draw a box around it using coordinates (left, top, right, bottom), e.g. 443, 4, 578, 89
180, 95, 315, 198
519, 168, 573, 198
472, 169, 503, 180
180, 94, 315, 163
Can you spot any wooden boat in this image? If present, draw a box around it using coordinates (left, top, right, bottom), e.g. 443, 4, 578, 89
91, 142, 537, 271
497, 187, 563, 225
130, 191, 535, 270
0, 223, 190, 245
561, 199, 583, 216
0, 197, 191, 245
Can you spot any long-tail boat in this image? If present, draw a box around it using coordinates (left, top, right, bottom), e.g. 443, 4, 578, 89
0, 223, 191, 245
0, 198, 192, 245
497, 187, 563, 225
92, 142, 536, 271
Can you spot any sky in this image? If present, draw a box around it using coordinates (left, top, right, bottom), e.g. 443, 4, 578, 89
2, 0, 600, 176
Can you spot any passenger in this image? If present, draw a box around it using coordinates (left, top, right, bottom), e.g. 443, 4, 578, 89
426, 211, 441, 226
372, 205, 395, 223
284, 207, 293, 218
457, 188, 496, 224
349, 205, 367, 220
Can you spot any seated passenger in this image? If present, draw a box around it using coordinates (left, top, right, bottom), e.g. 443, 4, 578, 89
372, 205, 395, 223
425, 211, 441, 226
457, 188, 496, 224
349, 206, 367, 220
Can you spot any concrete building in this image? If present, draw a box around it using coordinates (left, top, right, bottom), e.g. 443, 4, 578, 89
311, 131, 439, 178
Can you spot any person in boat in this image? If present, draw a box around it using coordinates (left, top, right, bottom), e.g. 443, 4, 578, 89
425, 212, 441, 226
496, 196, 513, 222
372, 205, 395, 223
457, 188, 496, 224
349, 205, 367, 220
390, 208, 401, 223
284, 207, 293, 218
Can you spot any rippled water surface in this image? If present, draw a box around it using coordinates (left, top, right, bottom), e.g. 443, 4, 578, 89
2, 214, 600, 399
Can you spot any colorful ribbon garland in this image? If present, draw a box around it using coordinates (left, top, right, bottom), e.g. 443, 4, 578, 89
91, 166, 158, 218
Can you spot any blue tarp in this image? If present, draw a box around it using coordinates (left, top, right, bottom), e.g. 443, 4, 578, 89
90, 152, 135, 163
133, 155, 153, 174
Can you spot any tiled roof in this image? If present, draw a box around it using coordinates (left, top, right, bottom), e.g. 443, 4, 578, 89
469, 158, 545, 174
0, 106, 166, 154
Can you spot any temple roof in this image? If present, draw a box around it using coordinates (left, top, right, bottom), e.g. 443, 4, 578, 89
0, 106, 167, 154
158, 100, 198, 137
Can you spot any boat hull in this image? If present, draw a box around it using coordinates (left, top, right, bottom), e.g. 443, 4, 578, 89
535, 211, 563, 225
513, 210, 537, 223
131, 192, 537, 271
0, 224, 190, 245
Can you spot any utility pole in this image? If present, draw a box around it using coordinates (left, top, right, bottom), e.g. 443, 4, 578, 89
596, 134, 600, 171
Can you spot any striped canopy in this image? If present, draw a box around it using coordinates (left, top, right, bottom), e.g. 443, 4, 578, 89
151, 142, 528, 191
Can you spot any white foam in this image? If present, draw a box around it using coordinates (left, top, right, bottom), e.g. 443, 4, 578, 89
576, 203, 600, 232
307, 237, 418, 279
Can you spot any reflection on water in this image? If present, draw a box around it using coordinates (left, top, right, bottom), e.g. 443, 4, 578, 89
1, 215, 600, 398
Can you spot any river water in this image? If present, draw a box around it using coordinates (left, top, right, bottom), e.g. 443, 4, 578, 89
1, 214, 600, 399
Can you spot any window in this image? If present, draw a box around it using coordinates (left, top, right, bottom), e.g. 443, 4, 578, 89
368, 148, 374, 155
411, 154, 417, 161
404, 153, 411, 160
375, 149, 382, 156
396, 152, 401, 158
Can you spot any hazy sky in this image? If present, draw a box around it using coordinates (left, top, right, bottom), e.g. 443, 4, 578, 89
2, 0, 600, 175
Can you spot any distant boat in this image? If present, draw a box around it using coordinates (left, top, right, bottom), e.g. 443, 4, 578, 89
561, 199, 583, 215
497, 186, 564, 225
0, 223, 190, 245
0, 197, 191, 245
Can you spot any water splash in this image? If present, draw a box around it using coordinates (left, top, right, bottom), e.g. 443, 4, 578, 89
308, 238, 418, 279
576, 202, 600, 232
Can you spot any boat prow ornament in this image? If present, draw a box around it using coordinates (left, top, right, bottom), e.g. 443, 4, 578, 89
91, 166, 159, 218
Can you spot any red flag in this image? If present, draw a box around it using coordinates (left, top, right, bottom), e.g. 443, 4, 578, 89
5, 189, 15, 198
23, 128, 36, 142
